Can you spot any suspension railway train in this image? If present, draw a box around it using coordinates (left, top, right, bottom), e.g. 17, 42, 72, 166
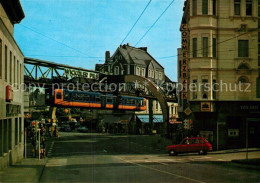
54, 89, 147, 111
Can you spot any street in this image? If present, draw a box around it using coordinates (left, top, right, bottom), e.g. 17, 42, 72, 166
39, 132, 260, 183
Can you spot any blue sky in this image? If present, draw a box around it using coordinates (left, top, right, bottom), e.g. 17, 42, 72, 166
14, 0, 184, 81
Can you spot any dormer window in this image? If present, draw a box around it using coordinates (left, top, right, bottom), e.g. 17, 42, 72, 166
114, 66, 119, 75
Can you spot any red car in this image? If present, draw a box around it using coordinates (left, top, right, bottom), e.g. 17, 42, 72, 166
166, 137, 212, 156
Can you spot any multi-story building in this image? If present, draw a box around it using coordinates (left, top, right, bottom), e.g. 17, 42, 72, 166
0, 1, 25, 170
179, 0, 260, 149
96, 44, 178, 132
97, 43, 165, 82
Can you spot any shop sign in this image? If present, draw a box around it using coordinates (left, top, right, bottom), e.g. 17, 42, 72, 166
63, 68, 99, 79
180, 24, 189, 99
6, 85, 13, 101
201, 102, 211, 112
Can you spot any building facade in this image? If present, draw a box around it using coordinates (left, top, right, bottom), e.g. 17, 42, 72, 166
179, 0, 260, 149
0, 0, 25, 170
97, 43, 165, 83
96, 44, 178, 133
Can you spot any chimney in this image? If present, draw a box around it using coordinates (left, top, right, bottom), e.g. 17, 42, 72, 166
139, 47, 148, 52
105, 51, 110, 61
127, 43, 130, 46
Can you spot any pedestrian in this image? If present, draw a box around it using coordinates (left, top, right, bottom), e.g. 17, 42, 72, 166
31, 135, 36, 157
40, 137, 46, 158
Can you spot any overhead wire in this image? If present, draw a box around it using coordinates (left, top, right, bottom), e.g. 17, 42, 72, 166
134, 0, 176, 46
120, 0, 152, 45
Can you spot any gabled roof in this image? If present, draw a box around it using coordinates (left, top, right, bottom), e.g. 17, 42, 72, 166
112, 44, 164, 70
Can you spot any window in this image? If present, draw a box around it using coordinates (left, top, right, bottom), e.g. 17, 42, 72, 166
213, 79, 216, 99
155, 71, 158, 79
238, 40, 249, 57
258, 5, 260, 17
19, 63, 22, 88
202, 79, 208, 99
192, 38, 197, 57
16, 60, 19, 88
141, 68, 145, 77
159, 72, 162, 80
114, 66, 119, 75
246, 0, 252, 16
56, 92, 62, 99
10, 52, 12, 84
107, 97, 113, 104
192, 0, 197, 16
136, 67, 140, 76
234, 0, 241, 16
14, 56, 16, 85
202, 37, 208, 57
0, 40, 2, 79
151, 70, 154, 78
148, 69, 151, 77
202, 0, 208, 14
5, 46, 7, 81
213, 38, 217, 58
213, 0, 216, 15
192, 79, 197, 99
0, 120, 2, 156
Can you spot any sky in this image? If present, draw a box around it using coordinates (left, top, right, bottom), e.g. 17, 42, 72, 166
14, 0, 184, 81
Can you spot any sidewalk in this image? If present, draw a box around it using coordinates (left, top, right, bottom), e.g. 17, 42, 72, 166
0, 158, 48, 183
210, 148, 260, 154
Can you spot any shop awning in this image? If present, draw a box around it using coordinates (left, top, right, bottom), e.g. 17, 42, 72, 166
137, 115, 163, 123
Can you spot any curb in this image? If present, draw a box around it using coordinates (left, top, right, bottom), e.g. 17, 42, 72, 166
209, 149, 260, 155
36, 157, 48, 183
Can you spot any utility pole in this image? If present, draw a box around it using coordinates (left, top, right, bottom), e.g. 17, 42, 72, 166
149, 99, 154, 133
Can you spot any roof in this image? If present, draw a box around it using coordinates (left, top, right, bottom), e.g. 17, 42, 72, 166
0, 0, 25, 23
113, 44, 164, 70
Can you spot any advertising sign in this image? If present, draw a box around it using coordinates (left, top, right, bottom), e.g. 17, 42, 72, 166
180, 24, 189, 100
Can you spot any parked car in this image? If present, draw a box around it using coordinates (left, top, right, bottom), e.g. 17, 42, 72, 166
166, 137, 212, 156
77, 126, 88, 133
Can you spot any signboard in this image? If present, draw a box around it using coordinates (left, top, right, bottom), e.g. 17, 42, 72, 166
6, 85, 13, 101
180, 24, 189, 99
184, 107, 192, 116
63, 68, 99, 80
201, 102, 211, 112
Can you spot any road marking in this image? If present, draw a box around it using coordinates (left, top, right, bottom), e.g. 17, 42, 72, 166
217, 159, 225, 161
115, 157, 206, 183
47, 141, 55, 156
46, 159, 67, 167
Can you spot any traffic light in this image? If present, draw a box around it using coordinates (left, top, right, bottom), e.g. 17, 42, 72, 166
190, 120, 193, 130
